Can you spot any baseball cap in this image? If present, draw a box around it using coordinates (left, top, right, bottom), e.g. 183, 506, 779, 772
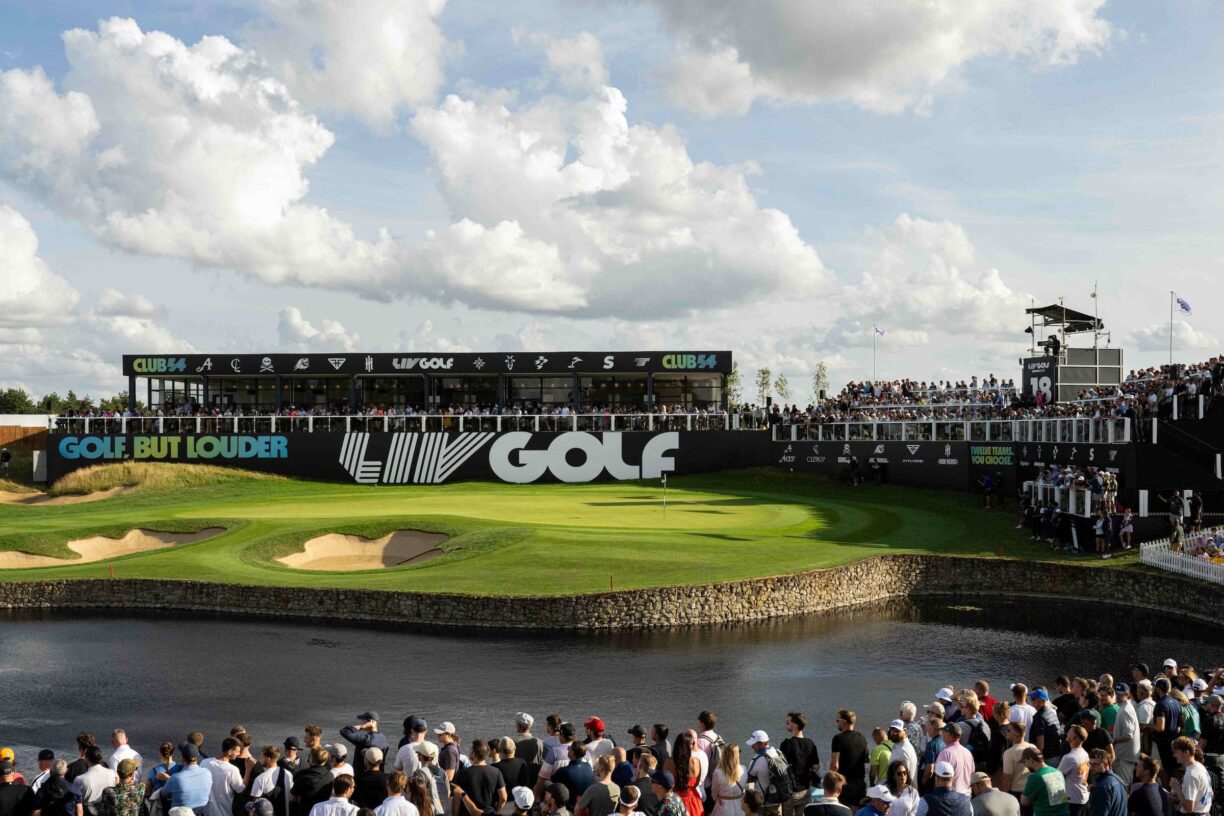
284, 737, 302, 750
245, 800, 274, 816
1154, 678, 1171, 691
866, 785, 895, 803
38, 749, 54, 761
934, 761, 955, 779
1132, 662, 1150, 676
1138, 679, 1153, 689
410, 718, 428, 734
628, 725, 646, 738
1203, 695, 1223, 707
434, 722, 456, 735
936, 687, 954, 702
1078, 709, 1101, 723
357, 711, 380, 723
364, 748, 384, 765
1192, 678, 1208, 691
889, 719, 906, 731
652, 770, 675, 790
0, 748, 13, 762
746, 730, 770, 746
514, 713, 534, 729
584, 717, 606, 733
325, 742, 347, 758
1028, 689, 1050, 702
1114, 683, 1130, 696
512, 787, 534, 810
180, 743, 200, 761
0, 761, 12, 776
413, 742, 439, 761
546, 784, 570, 805
971, 772, 991, 786
1163, 658, 1177, 669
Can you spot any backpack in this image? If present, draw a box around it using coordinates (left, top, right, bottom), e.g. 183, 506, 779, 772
751, 751, 794, 806
965, 719, 990, 770
700, 735, 725, 786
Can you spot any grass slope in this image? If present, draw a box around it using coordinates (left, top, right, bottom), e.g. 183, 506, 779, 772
0, 465, 1137, 596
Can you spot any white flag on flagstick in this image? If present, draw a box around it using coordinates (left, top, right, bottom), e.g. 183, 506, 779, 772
873, 325, 886, 336
1173, 293, 1192, 316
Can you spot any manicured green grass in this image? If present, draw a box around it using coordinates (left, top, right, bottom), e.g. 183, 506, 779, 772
0, 466, 1138, 595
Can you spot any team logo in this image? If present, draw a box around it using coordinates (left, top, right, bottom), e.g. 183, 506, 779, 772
534, 356, 548, 370
1109, 450, 1117, 462
661, 353, 717, 370
505, 355, 516, 370
259, 357, 274, 373
195, 358, 213, 372
602, 355, 615, 369
907, 444, 920, 454
473, 357, 486, 370
230, 358, 242, 373
365, 356, 374, 372
293, 357, 310, 371
132, 357, 187, 374
634, 357, 650, 367
873, 444, 885, 455
339, 432, 496, 485
842, 443, 851, 455
328, 357, 346, 370
568, 356, 583, 369
392, 357, 454, 371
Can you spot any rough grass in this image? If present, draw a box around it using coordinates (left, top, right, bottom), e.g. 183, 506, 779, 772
0, 467, 1143, 595
49, 461, 282, 496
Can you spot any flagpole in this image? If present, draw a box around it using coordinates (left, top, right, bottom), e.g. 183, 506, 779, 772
1169, 291, 1174, 368
873, 329, 877, 382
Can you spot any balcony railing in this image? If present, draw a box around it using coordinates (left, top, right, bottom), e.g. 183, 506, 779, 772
774, 417, 1131, 444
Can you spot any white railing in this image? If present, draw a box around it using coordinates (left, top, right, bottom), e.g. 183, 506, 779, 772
778, 417, 1131, 444
49, 413, 733, 434
1140, 536, 1224, 585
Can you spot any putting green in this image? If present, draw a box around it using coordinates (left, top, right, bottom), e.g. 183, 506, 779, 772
0, 466, 1134, 595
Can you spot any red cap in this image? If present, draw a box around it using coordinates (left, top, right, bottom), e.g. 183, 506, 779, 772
585, 717, 605, 733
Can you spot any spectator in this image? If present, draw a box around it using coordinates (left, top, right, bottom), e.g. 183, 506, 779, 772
915, 762, 970, 816
1084, 751, 1125, 816
967, 771, 1016, 816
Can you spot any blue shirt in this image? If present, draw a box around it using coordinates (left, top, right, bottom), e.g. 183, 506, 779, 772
160, 763, 212, 809
148, 762, 182, 793
923, 737, 945, 769
1087, 770, 1126, 816
1155, 696, 1182, 736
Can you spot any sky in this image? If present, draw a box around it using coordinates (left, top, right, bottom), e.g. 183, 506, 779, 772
1, 0, 1222, 401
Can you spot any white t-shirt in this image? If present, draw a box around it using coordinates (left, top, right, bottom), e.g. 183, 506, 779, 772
76, 765, 120, 803
201, 757, 245, 816
585, 739, 615, 763
1009, 704, 1036, 738
331, 763, 355, 778
1057, 748, 1089, 805
109, 745, 144, 773
1138, 698, 1156, 726
1177, 763, 1213, 815
394, 744, 423, 775
1113, 702, 1140, 762
694, 750, 709, 789
375, 795, 420, 816
890, 740, 918, 782
252, 766, 293, 800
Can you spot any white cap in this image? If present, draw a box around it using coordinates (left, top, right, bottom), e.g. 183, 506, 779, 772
934, 761, 955, 778
1192, 678, 1208, 691
325, 742, 347, 758
1163, 659, 1177, 668
512, 787, 534, 810
889, 719, 906, 731
435, 722, 456, 735
867, 785, 896, 803
936, 687, 954, 702
515, 712, 534, 728
746, 730, 769, 746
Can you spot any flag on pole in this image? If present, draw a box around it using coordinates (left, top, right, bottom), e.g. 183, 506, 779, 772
1174, 293, 1192, 316
873, 325, 886, 336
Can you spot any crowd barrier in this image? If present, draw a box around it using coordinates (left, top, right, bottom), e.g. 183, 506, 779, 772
777, 417, 1131, 444
1140, 533, 1224, 586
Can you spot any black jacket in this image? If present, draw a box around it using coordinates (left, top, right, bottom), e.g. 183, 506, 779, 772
353, 770, 388, 810
290, 767, 333, 816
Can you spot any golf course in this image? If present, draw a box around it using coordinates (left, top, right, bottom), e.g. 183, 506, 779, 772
0, 463, 1132, 595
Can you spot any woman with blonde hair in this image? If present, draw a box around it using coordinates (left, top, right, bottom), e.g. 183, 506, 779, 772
711, 743, 746, 816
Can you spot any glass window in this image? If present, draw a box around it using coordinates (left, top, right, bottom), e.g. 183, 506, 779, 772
653, 374, 723, 410
580, 375, 647, 410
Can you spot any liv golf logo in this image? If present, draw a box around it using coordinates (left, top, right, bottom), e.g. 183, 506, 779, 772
340, 432, 496, 484
339, 431, 679, 485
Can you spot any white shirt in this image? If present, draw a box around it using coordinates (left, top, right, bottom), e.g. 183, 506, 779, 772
890, 739, 918, 782
889, 787, 920, 816
251, 765, 293, 810
309, 797, 360, 816
585, 739, 615, 763
694, 750, 709, 789
746, 748, 779, 794
1176, 763, 1213, 815
393, 744, 423, 775
202, 757, 246, 816
1138, 698, 1156, 726
31, 769, 51, 794
375, 795, 420, 816
1008, 704, 1036, 738
331, 763, 355, 778
76, 764, 119, 803
109, 745, 143, 774
1113, 701, 1140, 762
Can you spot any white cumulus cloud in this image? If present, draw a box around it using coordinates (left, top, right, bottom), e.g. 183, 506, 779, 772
1132, 320, 1219, 353
277, 306, 361, 351
247, 0, 454, 130
0, 204, 81, 327
655, 0, 1113, 116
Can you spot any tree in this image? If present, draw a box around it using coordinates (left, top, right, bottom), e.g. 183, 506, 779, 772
774, 373, 790, 404
725, 360, 744, 406
811, 361, 829, 404
755, 367, 772, 405
99, 393, 130, 413
0, 387, 35, 414
37, 392, 64, 414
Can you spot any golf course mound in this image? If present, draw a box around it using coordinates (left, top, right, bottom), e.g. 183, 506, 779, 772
50, 461, 280, 497
278, 531, 450, 571
0, 486, 131, 506
0, 527, 225, 569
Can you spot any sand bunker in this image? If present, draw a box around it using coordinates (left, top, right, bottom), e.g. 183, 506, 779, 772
279, 531, 449, 571
0, 487, 130, 506
0, 527, 224, 569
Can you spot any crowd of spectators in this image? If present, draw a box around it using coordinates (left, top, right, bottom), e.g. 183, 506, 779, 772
1, 661, 1221, 816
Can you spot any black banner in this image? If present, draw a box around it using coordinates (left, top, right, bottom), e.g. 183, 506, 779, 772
774, 440, 970, 489
122, 351, 731, 377
48, 431, 770, 485
1022, 356, 1058, 402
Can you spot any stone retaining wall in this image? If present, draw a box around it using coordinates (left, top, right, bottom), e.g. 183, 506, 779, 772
0, 555, 1219, 630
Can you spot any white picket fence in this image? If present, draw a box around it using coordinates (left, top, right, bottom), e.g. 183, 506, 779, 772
1140, 536, 1224, 585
